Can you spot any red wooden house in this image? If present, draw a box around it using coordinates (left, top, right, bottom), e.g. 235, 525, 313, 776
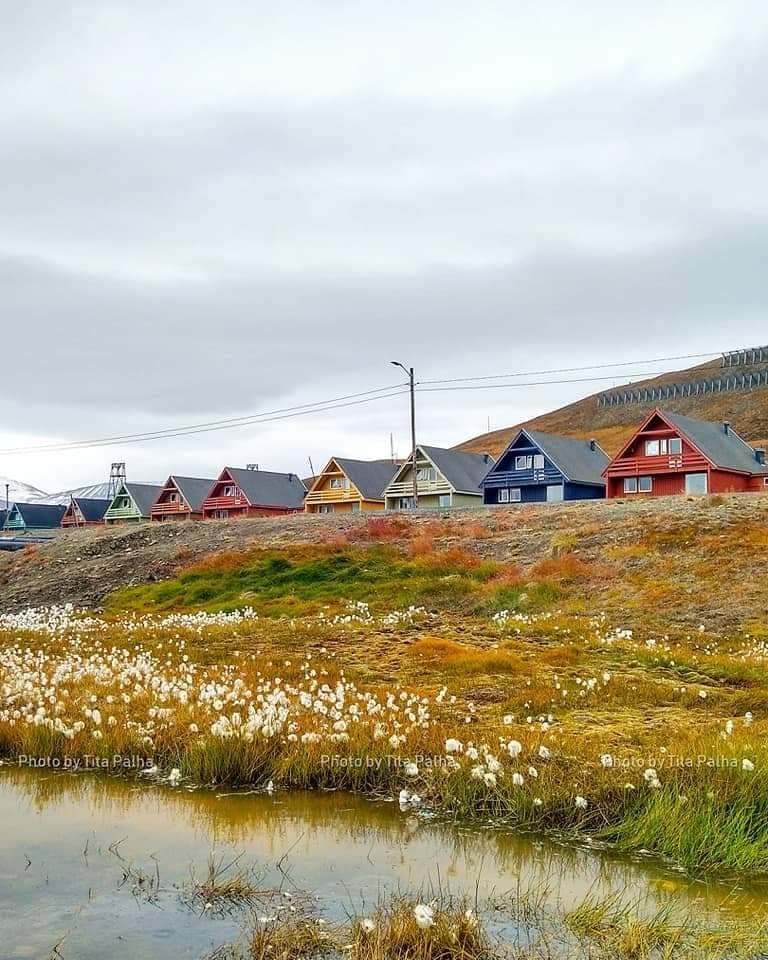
201, 466, 306, 520
61, 497, 111, 528
150, 476, 215, 522
603, 409, 768, 498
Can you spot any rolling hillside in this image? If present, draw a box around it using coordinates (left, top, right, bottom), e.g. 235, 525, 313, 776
459, 355, 768, 457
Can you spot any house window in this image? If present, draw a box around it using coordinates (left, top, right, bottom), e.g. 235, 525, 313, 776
350, 502, 360, 512
625, 477, 653, 493
169, 492, 179, 502
438, 494, 451, 508
669, 438, 682, 454
515, 455, 532, 470
684, 473, 707, 495
533, 454, 545, 470
223, 485, 237, 497
416, 467, 437, 482
645, 440, 660, 456
498, 489, 510, 503
500, 488, 521, 502
212, 509, 229, 519
330, 477, 348, 489
318, 504, 334, 514
397, 497, 414, 510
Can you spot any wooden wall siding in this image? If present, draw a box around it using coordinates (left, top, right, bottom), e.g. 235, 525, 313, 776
304, 465, 362, 512
607, 468, 761, 499
386, 458, 453, 500
104, 499, 142, 523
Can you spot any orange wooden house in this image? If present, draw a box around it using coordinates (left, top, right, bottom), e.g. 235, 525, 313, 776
150, 476, 215, 522
304, 457, 400, 513
201, 466, 306, 519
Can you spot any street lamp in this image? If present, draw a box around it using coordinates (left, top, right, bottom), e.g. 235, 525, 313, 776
391, 361, 418, 509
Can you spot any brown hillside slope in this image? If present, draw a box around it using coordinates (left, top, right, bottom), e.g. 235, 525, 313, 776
458, 357, 768, 457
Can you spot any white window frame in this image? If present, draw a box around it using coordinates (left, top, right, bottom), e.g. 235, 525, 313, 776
329, 477, 348, 489
669, 437, 682, 455
684, 473, 707, 495
515, 455, 533, 470
438, 494, 451, 508
533, 454, 545, 470
638, 476, 653, 493
624, 477, 638, 494
416, 466, 436, 482
397, 497, 414, 510
645, 439, 660, 456
498, 489, 510, 503
764, 477, 768, 486
318, 504, 334, 513
223, 485, 237, 497
510, 488, 522, 502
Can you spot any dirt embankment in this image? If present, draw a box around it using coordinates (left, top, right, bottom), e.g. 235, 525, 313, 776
1, 493, 767, 618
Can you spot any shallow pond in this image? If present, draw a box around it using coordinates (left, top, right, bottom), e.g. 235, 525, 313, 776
1, 767, 766, 959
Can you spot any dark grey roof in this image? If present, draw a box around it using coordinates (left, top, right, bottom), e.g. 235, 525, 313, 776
333, 458, 400, 500
663, 411, 768, 475
226, 467, 306, 508
8, 502, 67, 528
72, 498, 111, 522
123, 483, 165, 517
518, 430, 609, 486
169, 476, 215, 512
419, 445, 494, 494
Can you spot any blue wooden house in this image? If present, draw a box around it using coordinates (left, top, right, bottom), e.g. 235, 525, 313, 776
481, 429, 609, 504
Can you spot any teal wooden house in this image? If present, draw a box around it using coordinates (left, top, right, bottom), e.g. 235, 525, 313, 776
3, 502, 67, 532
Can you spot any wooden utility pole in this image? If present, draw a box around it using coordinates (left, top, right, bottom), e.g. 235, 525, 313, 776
391, 361, 418, 509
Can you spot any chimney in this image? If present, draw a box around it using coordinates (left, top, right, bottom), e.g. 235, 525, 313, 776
246, 463, 258, 471
756, 448, 766, 465
723, 421, 731, 435
589, 438, 597, 451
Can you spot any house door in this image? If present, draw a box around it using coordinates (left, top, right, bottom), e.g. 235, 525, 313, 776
684, 473, 708, 495
546, 485, 564, 502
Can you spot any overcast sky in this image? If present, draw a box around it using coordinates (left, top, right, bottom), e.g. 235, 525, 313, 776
2, 1, 768, 492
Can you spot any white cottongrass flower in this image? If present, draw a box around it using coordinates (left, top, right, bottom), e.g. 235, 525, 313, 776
483, 772, 497, 787
168, 768, 181, 783
743, 758, 755, 772
600, 754, 614, 768
537, 745, 550, 760
533, 797, 543, 807
414, 904, 434, 929
643, 768, 658, 783
360, 918, 376, 934
511, 772, 525, 786
698, 690, 708, 700
507, 739, 522, 758
404, 762, 419, 777
444, 738, 463, 754
574, 795, 588, 810
745, 712, 754, 726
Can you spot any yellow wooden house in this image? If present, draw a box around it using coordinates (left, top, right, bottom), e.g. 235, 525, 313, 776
304, 457, 400, 513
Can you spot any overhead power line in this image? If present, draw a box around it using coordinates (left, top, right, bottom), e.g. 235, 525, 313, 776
0, 385, 409, 455
417, 350, 720, 386
0, 344, 744, 457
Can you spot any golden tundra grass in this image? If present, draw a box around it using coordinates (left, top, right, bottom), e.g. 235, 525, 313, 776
3, 595, 768, 878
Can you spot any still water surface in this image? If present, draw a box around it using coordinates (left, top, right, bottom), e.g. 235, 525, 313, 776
1, 767, 765, 959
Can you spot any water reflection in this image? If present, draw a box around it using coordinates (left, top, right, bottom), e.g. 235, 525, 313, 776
0, 767, 766, 960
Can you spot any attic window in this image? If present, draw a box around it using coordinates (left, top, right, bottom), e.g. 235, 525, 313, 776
330, 477, 348, 489
416, 467, 437, 482
223, 485, 237, 497
533, 454, 545, 469
515, 455, 533, 470
669, 438, 682, 455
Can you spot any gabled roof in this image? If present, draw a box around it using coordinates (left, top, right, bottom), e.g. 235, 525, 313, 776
7, 502, 67, 527
223, 467, 307, 509
166, 476, 215, 512
71, 497, 111, 522
494, 429, 609, 486
387, 445, 493, 495
662, 411, 768, 476
331, 458, 400, 501
122, 482, 165, 517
